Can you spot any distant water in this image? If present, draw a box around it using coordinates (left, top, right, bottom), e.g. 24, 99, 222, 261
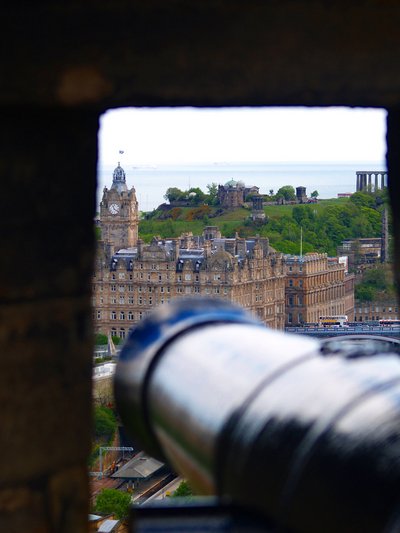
97, 161, 386, 212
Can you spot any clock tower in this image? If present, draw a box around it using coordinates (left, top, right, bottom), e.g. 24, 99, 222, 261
99, 162, 139, 252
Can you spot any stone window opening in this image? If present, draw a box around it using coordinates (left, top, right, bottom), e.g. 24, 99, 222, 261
7, 8, 397, 531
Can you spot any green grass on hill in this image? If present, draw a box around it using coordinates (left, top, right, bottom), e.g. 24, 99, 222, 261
139, 196, 385, 257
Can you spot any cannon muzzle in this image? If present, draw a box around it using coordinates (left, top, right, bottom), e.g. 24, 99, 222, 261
115, 298, 400, 533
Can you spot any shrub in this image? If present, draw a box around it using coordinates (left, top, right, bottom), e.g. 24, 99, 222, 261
171, 480, 193, 499
94, 489, 132, 520
95, 333, 108, 345
94, 406, 116, 441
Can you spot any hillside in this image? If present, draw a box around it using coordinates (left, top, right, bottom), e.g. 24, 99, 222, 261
139, 193, 388, 257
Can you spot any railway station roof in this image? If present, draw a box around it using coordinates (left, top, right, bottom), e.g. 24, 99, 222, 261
111, 451, 164, 480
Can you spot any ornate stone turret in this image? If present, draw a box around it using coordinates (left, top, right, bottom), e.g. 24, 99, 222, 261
99, 162, 139, 252
111, 162, 128, 192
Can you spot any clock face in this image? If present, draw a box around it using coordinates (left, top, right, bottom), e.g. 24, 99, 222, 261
109, 203, 120, 215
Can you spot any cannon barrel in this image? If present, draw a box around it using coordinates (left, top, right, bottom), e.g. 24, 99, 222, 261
114, 298, 400, 533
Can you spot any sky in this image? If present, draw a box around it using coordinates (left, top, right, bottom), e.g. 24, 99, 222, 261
98, 107, 387, 167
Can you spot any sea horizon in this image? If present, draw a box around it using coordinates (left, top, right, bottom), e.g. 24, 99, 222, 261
97, 160, 386, 212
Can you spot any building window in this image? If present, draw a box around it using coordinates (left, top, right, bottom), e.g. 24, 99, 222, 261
158, 274, 162, 281
128, 285, 134, 292
194, 286, 200, 293
128, 296, 134, 304
111, 273, 116, 280
195, 274, 199, 282
138, 312, 143, 321
149, 297, 153, 305
111, 311, 116, 320
289, 297, 294, 306
177, 286, 183, 293
160, 286, 164, 293
214, 287, 220, 293
119, 328, 125, 339
111, 297, 117, 304
185, 274, 191, 281
289, 279, 293, 287
119, 272, 125, 280
119, 296, 125, 304
299, 280, 303, 288
96, 310, 101, 319
288, 313, 292, 323
120, 311, 125, 320
139, 296, 143, 305
128, 310, 134, 319
118, 285, 125, 292
111, 284, 116, 292
214, 274, 221, 281
177, 275, 182, 282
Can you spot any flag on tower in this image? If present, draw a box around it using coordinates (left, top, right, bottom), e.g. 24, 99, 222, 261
119, 150, 124, 154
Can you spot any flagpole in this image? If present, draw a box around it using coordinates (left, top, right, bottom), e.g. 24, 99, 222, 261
300, 226, 303, 258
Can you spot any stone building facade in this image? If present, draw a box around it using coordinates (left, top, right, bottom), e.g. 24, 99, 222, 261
354, 299, 399, 322
217, 179, 259, 208
337, 238, 383, 270
93, 232, 286, 336
94, 166, 286, 334
284, 253, 355, 325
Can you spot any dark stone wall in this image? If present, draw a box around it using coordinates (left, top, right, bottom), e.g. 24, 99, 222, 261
1, 2, 400, 531
0, 108, 98, 532
2, 2, 400, 108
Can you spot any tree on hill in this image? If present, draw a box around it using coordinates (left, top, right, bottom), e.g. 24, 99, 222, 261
164, 187, 185, 203
276, 185, 296, 201
350, 191, 375, 209
206, 182, 219, 205
355, 266, 396, 301
188, 187, 206, 205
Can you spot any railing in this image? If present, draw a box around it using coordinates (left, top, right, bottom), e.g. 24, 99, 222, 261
285, 325, 400, 338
